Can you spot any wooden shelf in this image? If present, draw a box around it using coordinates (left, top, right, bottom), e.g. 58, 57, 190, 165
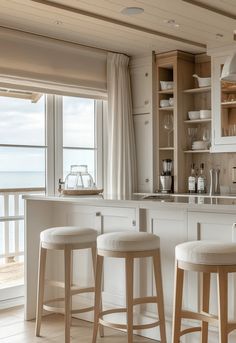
184, 150, 210, 153
159, 147, 174, 151
184, 119, 211, 124
158, 89, 174, 95
183, 87, 211, 94
221, 101, 236, 108
222, 87, 236, 94
158, 107, 174, 111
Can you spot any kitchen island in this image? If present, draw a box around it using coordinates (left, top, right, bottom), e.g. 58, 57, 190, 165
24, 193, 236, 342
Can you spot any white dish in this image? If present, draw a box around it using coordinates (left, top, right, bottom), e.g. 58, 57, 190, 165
160, 99, 171, 108
169, 97, 174, 106
192, 140, 207, 150
200, 110, 211, 119
188, 111, 200, 120
193, 74, 211, 88
160, 81, 174, 90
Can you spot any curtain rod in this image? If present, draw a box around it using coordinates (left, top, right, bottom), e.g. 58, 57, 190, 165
0, 25, 130, 58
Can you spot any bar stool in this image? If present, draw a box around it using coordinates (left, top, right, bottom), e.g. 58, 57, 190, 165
172, 240, 236, 343
92, 231, 167, 343
35, 226, 98, 343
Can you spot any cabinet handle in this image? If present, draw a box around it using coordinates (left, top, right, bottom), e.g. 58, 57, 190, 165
96, 212, 101, 216
144, 100, 149, 105
132, 220, 136, 227
145, 72, 149, 77
144, 120, 149, 125
145, 178, 150, 183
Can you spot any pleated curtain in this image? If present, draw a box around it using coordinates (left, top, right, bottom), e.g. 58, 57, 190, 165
105, 52, 137, 197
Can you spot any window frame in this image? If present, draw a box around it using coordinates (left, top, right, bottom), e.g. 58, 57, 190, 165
49, 95, 103, 195
0, 91, 104, 194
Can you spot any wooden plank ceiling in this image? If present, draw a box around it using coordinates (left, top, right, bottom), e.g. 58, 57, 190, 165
0, 0, 235, 56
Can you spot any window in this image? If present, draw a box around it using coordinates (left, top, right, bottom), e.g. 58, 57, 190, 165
0, 95, 46, 189
62, 97, 96, 180
60, 96, 103, 188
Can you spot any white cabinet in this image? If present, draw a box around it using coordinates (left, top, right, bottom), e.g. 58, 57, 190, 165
96, 206, 138, 307
134, 113, 154, 192
130, 61, 152, 115
142, 208, 188, 341
186, 211, 236, 343
25, 198, 139, 321
130, 54, 156, 193
65, 204, 138, 318
211, 52, 236, 152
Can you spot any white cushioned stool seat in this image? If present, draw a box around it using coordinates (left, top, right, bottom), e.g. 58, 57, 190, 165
97, 231, 160, 252
176, 240, 236, 265
40, 226, 97, 245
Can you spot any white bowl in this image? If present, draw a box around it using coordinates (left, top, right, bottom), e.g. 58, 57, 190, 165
169, 97, 174, 106
160, 99, 170, 108
193, 74, 211, 88
192, 140, 207, 150
160, 81, 174, 90
200, 110, 211, 119
188, 111, 200, 120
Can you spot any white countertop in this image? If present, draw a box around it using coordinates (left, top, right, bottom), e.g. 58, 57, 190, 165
22, 193, 236, 212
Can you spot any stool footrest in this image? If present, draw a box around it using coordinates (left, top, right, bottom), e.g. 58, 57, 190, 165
180, 327, 201, 337
99, 308, 160, 331
43, 298, 94, 315
181, 310, 218, 324
45, 280, 94, 296
133, 296, 158, 305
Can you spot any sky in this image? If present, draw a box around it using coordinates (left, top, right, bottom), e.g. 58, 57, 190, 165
0, 94, 95, 172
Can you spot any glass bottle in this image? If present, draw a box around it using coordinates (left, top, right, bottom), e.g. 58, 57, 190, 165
197, 163, 207, 194
188, 163, 197, 194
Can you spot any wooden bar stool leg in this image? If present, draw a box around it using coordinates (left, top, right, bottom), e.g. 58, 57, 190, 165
35, 243, 47, 337
91, 247, 104, 338
201, 272, 211, 343
217, 268, 228, 343
125, 256, 134, 343
92, 255, 104, 343
172, 261, 184, 343
153, 250, 167, 343
64, 247, 72, 343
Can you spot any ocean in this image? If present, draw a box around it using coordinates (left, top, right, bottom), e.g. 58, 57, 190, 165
0, 171, 45, 189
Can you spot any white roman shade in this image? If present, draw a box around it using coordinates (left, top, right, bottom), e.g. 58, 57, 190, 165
0, 27, 107, 98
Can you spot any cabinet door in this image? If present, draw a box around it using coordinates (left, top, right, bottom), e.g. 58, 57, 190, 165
63, 203, 138, 320
143, 208, 187, 341
130, 64, 152, 115
134, 114, 153, 192
187, 211, 236, 343
96, 206, 138, 307
212, 54, 236, 152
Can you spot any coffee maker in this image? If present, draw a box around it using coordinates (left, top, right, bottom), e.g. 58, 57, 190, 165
160, 159, 173, 193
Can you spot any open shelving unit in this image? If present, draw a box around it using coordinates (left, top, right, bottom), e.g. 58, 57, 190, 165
156, 52, 212, 193
156, 51, 196, 193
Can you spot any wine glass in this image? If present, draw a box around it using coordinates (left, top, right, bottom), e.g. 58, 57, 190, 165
202, 127, 211, 148
163, 114, 173, 147
187, 127, 198, 149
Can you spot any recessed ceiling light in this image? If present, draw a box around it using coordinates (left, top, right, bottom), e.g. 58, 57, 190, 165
54, 20, 63, 25
121, 7, 144, 15
164, 19, 180, 28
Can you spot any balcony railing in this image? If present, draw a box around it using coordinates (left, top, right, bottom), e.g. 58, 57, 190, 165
0, 188, 45, 264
